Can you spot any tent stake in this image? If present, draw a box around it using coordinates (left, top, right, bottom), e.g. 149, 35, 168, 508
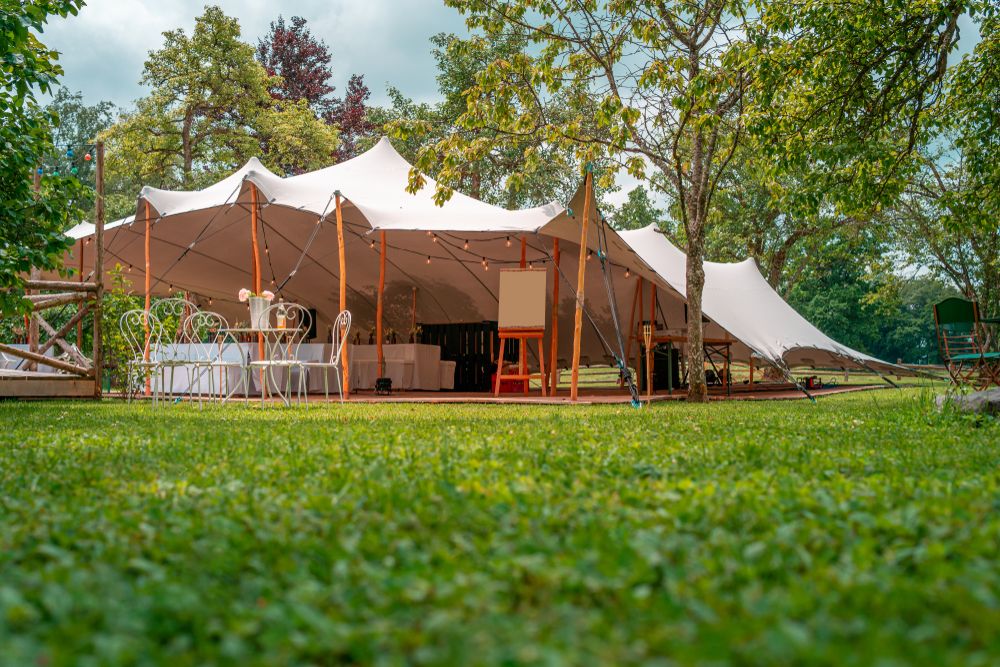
570, 171, 593, 401
335, 193, 349, 396
549, 238, 560, 395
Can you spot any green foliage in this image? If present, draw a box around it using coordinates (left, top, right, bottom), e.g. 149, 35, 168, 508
0, 392, 997, 664
610, 186, 664, 232
100, 264, 142, 393
99, 5, 338, 219
787, 235, 961, 364
41, 88, 116, 210
0, 0, 87, 314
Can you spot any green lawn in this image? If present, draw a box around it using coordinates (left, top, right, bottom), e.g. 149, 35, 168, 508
1, 390, 998, 666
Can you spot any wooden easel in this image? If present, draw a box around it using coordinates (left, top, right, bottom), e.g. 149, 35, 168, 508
495, 327, 547, 397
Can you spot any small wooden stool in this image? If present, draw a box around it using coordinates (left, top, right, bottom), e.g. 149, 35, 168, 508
494, 328, 547, 397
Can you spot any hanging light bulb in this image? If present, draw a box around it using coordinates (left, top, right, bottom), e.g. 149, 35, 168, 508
432, 234, 438, 243
484, 261, 489, 271
84, 153, 92, 162
168, 284, 174, 293
625, 267, 631, 278
529, 262, 534, 270
587, 250, 593, 261
264, 247, 269, 254
208, 298, 213, 306
426, 256, 432, 264
370, 239, 375, 250
505, 236, 512, 248
463, 240, 469, 250
127, 265, 133, 272
66, 148, 74, 158
426, 230, 433, 237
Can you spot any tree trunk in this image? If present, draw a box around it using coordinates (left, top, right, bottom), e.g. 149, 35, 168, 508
685, 225, 708, 402
181, 114, 193, 184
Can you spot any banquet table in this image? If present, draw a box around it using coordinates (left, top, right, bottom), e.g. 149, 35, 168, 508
348, 344, 442, 391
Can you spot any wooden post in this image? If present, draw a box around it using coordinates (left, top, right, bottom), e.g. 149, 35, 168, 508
92, 140, 104, 398
377, 231, 386, 377
634, 278, 644, 389
28, 170, 41, 371
77, 238, 84, 345
519, 236, 527, 390
647, 283, 656, 398
143, 199, 152, 396
410, 287, 417, 334
623, 277, 641, 386
570, 171, 592, 401
749, 355, 755, 386
251, 184, 264, 396
548, 238, 560, 395
335, 193, 349, 395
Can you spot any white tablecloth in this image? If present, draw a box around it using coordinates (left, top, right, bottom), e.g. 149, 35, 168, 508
348, 344, 441, 390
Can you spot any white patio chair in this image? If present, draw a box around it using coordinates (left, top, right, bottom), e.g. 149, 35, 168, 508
300, 310, 351, 403
119, 309, 165, 404
150, 297, 201, 401
248, 302, 312, 407
182, 310, 249, 407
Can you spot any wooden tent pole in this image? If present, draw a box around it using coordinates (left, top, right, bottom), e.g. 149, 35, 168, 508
250, 183, 264, 395
647, 283, 656, 398
635, 277, 644, 385
519, 236, 527, 388
143, 199, 152, 396
520, 237, 527, 267
623, 277, 641, 383
548, 238, 560, 395
93, 140, 104, 398
335, 193, 349, 395
377, 231, 386, 376
411, 287, 417, 334
77, 239, 84, 345
570, 171, 593, 401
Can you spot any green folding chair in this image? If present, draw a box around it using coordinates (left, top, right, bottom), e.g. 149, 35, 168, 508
933, 297, 1000, 389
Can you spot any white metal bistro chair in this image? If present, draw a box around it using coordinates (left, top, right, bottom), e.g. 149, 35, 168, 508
119, 309, 165, 404
300, 310, 351, 403
248, 302, 312, 407
149, 297, 201, 401
182, 310, 249, 407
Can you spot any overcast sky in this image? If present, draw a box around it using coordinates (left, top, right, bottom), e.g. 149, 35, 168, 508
39, 1, 982, 209
42, 0, 471, 109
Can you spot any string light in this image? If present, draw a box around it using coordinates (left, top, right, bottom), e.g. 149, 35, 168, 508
483, 258, 489, 271
168, 284, 174, 292
426, 256, 432, 264
505, 236, 512, 248
208, 298, 213, 306
529, 262, 534, 270
587, 250, 592, 261
127, 265, 133, 272
84, 154, 92, 162
625, 267, 631, 278
463, 240, 469, 250
432, 234, 438, 243
370, 239, 376, 250
426, 231, 433, 237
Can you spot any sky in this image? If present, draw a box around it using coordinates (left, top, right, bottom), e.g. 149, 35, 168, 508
41, 0, 471, 109
39, 1, 983, 209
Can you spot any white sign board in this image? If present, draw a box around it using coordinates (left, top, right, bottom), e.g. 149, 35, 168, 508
498, 268, 547, 329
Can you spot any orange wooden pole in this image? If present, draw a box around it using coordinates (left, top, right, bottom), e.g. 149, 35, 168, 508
77, 238, 84, 345
411, 287, 417, 334
143, 200, 152, 396
548, 238, 560, 395
623, 277, 641, 385
647, 283, 656, 398
335, 193, 349, 395
634, 277, 644, 385
570, 171, 593, 401
251, 184, 264, 394
377, 231, 386, 376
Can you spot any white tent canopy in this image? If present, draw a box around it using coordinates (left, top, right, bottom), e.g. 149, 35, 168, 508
66, 136, 903, 382
618, 225, 905, 375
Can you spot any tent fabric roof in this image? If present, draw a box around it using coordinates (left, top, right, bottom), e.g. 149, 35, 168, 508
139, 137, 563, 233
65, 137, 904, 378
618, 225, 905, 374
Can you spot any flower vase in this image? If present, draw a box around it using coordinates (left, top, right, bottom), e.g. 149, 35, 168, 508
249, 296, 269, 330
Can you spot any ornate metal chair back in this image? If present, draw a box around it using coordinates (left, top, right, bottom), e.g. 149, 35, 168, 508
260, 302, 312, 364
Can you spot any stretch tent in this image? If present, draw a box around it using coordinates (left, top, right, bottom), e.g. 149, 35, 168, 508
65, 136, 903, 386
67, 138, 683, 373
618, 225, 907, 376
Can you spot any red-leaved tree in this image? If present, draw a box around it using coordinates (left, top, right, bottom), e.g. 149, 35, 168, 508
256, 15, 335, 116
328, 74, 375, 162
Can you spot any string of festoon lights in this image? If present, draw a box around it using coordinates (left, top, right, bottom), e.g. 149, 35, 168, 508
35, 144, 98, 177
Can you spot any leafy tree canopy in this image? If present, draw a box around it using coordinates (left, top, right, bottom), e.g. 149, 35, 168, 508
0, 0, 88, 314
